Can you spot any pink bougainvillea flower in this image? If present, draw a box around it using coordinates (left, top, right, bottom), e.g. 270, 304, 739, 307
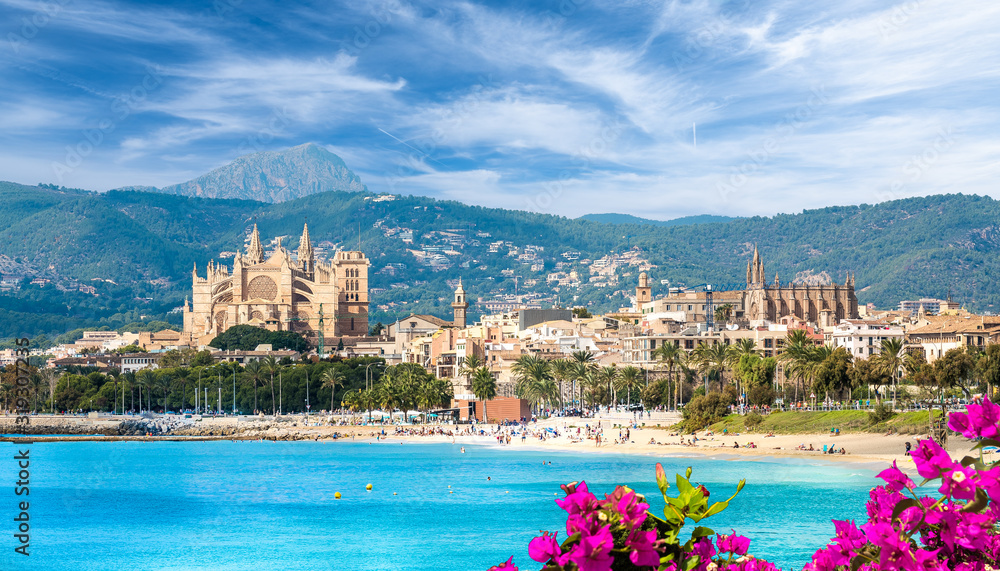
528, 532, 566, 565
877, 461, 916, 492
911, 548, 947, 571
556, 481, 599, 517
862, 521, 913, 569
832, 520, 865, 549
566, 524, 614, 571
948, 398, 1000, 440
626, 529, 661, 567
939, 465, 978, 500
612, 490, 649, 528
954, 510, 993, 551
866, 486, 904, 523
976, 466, 1000, 501
486, 556, 518, 571
689, 537, 717, 571
717, 530, 751, 555
910, 439, 955, 479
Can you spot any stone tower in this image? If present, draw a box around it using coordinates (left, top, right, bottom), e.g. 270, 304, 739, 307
451, 278, 469, 328
636, 272, 652, 309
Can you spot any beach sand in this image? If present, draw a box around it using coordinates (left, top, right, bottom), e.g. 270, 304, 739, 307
2, 414, 986, 474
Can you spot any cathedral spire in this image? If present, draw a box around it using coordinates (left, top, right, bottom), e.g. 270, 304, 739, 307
247, 224, 264, 264
298, 222, 314, 271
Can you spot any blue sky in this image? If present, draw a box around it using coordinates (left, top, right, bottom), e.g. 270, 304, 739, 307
2, 0, 998, 219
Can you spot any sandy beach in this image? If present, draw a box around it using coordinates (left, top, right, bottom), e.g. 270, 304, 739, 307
1, 413, 985, 474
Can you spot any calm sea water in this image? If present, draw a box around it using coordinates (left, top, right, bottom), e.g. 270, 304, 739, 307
1, 440, 878, 570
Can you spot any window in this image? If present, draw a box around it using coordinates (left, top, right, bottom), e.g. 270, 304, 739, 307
688, 305, 693, 311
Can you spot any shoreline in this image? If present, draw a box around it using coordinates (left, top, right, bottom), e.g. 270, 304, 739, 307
0, 415, 983, 473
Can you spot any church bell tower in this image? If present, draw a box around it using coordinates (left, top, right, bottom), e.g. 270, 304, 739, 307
451, 278, 469, 328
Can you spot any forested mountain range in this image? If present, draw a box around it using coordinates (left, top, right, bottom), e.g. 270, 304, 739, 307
2, 178, 998, 343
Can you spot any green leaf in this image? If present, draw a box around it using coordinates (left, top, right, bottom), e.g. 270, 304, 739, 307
890, 498, 921, 522
961, 488, 989, 513
972, 438, 1000, 450
705, 500, 730, 518
690, 526, 715, 538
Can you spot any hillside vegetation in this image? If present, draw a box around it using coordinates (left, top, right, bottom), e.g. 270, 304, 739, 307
2, 177, 1000, 340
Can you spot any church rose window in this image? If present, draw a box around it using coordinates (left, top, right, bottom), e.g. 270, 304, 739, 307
246, 276, 278, 301
250, 310, 265, 321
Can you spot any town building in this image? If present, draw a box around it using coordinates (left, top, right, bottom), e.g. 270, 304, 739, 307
898, 298, 961, 317
184, 223, 369, 347
827, 319, 904, 359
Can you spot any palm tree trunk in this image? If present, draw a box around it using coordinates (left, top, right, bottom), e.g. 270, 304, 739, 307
270, 375, 276, 415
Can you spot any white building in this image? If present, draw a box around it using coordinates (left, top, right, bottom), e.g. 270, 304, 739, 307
828, 319, 904, 359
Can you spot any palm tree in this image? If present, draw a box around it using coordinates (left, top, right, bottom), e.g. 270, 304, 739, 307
551, 359, 573, 406
779, 329, 813, 402
155, 371, 173, 413
877, 338, 906, 408
121, 371, 136, 413
471, 367, 497, 422
244, 361, 265, 414
262, 356, 279, 415
570, 350, 597, 408
320, 367, 346, 412
458, 354, 485, 389
44, 369, 60, 413
173, 368, 190, 412
513, 356, 559, 413
617, 366, 643, 408
694, 342, 733, 392
653, 342, 682, 411
596, 365, 619, 407
28, 369, 46, 414
137, 369, 156, 412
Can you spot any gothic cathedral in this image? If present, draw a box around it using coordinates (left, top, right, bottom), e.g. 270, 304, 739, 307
184, 223, 369, 347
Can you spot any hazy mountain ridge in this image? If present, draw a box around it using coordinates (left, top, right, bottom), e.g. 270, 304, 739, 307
116, 143, 366, 203
580, 213, 736, 226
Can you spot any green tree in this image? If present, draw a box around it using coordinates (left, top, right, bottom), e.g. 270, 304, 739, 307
471, 367, 497, 422
320, 367, 346, 412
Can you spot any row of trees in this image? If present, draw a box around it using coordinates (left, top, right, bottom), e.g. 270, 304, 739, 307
0, 356, 405, 415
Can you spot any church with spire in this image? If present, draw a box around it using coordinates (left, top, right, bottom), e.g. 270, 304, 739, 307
183, 223, 370, 347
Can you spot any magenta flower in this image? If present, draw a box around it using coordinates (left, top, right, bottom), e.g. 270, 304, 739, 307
556, 480, 599, 517
566, 524, 614, 571
948, 398, 1000, 440
954, 510, 993, 551
832, 519, 866, 552
939, 465, 978, 500
486, 556, 518, 571
976, 466, 1000, 501
626, 529, 661, 567
877, 461, 916, 492
689, 537, 717, 571
866, 486, 905, 523
717, 530, 751, 555
911, 439, 955, 479
612, 490, 649, 528
528, 532, 566, 565
862, 521, 913, 569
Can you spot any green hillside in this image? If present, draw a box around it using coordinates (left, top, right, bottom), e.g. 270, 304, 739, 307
2, 181, 998, 342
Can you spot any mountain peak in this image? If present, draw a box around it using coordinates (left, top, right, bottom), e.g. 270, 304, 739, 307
155, 143, 365, 203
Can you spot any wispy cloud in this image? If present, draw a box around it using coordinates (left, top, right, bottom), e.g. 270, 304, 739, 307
0, 0, 997, 218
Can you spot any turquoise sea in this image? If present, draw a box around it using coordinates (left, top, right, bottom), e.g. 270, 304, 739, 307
1, 440, 878, 570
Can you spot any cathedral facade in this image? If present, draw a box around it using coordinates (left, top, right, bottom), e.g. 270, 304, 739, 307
183, 223, 369, 347
742, 246, 859, 327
